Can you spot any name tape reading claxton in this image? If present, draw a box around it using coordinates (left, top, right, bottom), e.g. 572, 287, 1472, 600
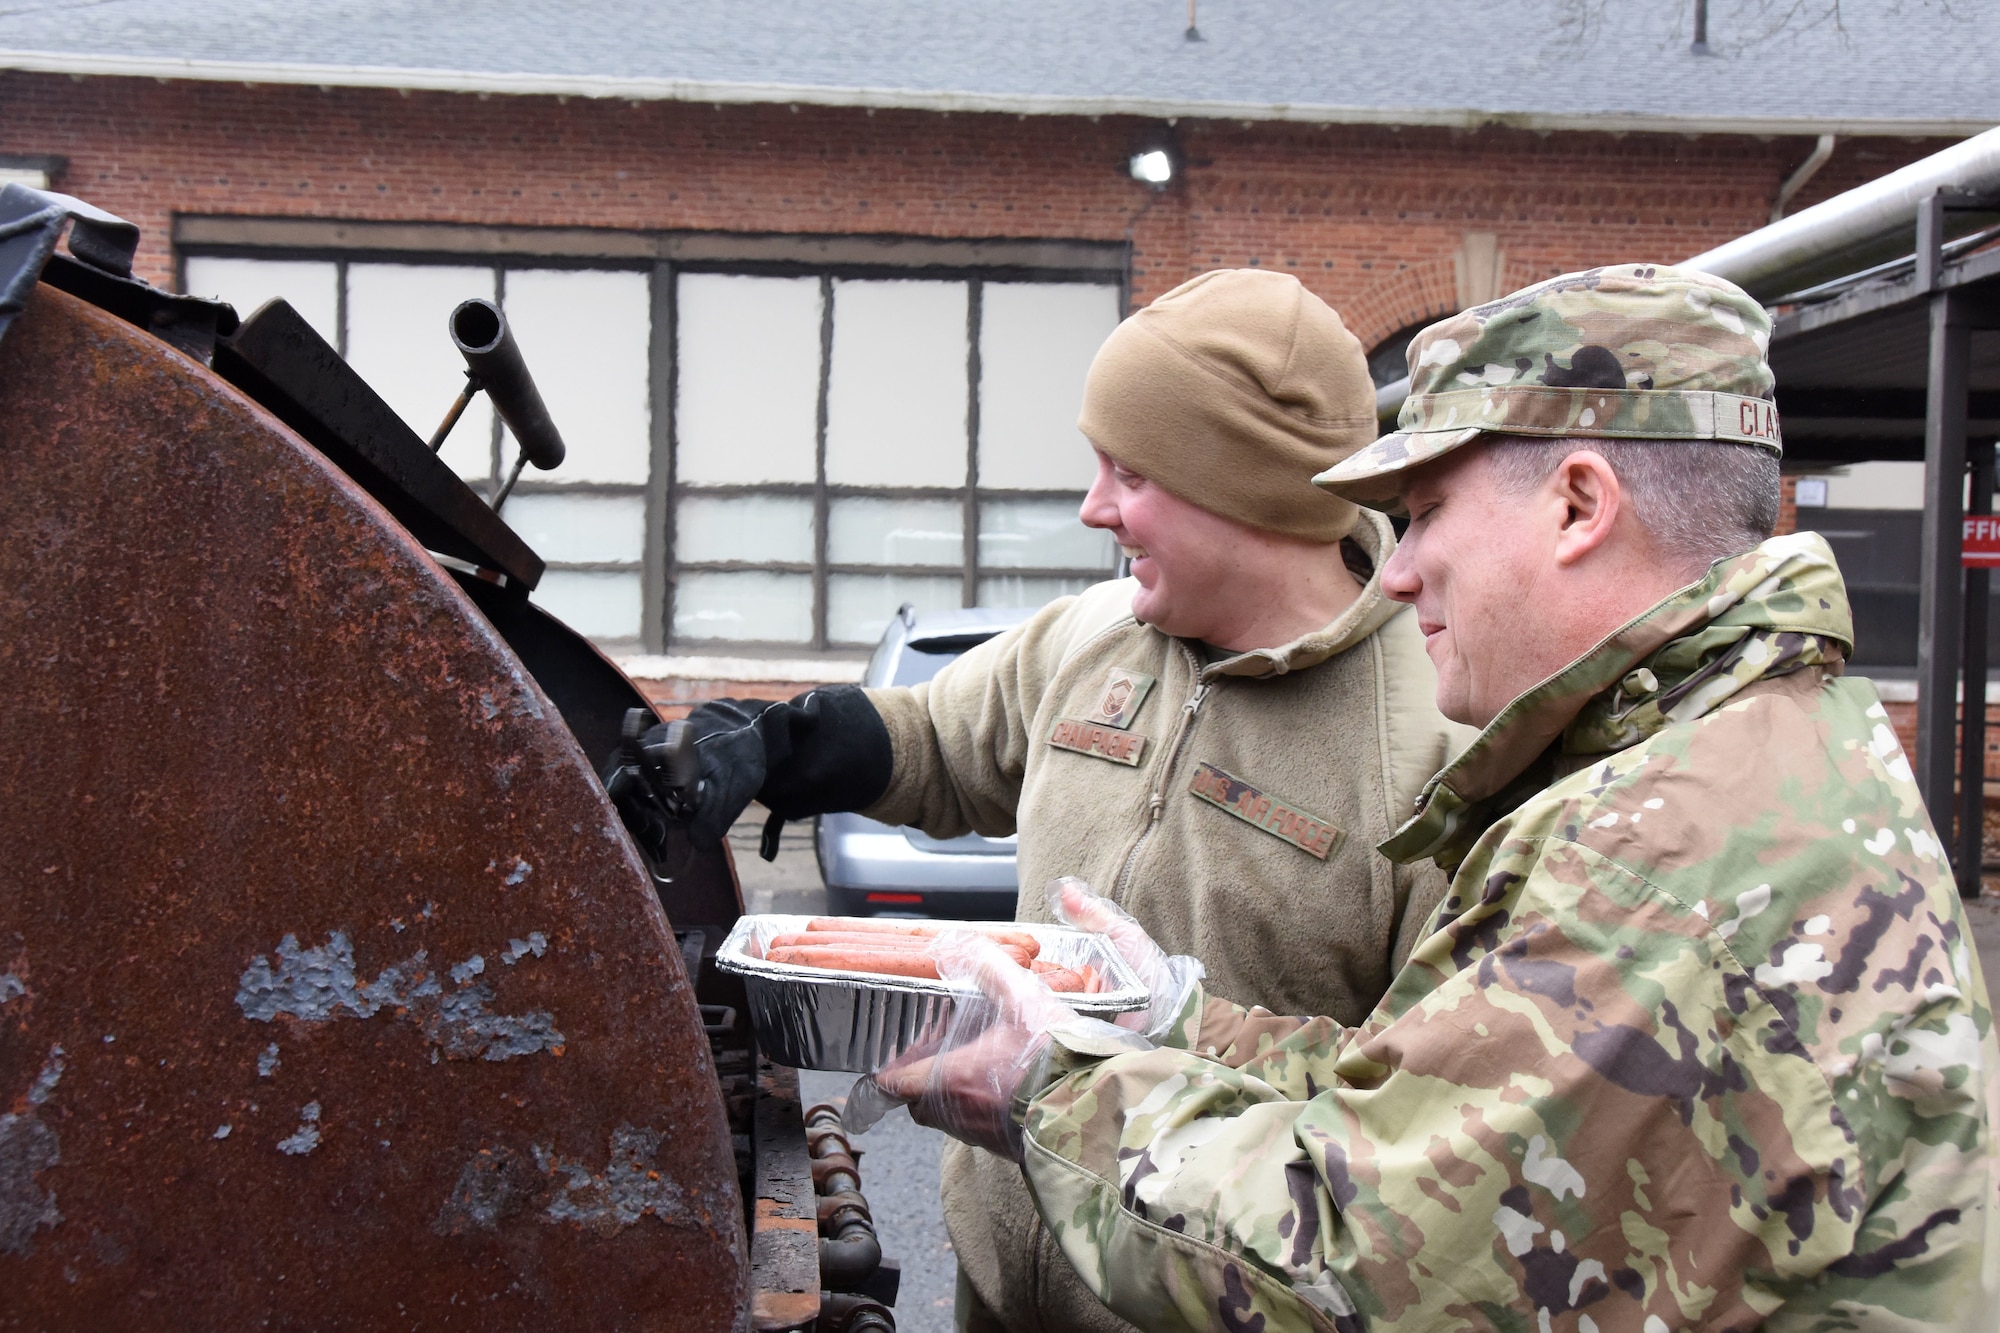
1048, 718, 1148, 766
1188, 761, 1342, 860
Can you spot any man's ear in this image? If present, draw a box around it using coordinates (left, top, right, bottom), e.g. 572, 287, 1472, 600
1548, 450, 1623, 567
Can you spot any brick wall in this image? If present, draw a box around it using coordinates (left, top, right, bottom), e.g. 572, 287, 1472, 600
1774, 475, 1801, 537
0, 71, 1946, 336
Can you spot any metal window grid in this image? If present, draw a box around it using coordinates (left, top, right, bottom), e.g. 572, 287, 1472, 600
175, 233, 1127, 654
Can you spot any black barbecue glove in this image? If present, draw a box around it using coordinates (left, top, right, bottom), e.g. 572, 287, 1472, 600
669, 686, 894, 860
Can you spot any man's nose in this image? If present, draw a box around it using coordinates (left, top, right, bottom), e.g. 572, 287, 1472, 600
1078, 480, 1117, 531
1378, 536, 1421, 604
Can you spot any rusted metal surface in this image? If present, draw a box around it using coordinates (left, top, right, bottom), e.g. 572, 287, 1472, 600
0, 285, 748, 1328
750, 1062, 822, 1333
447, 570, 744, 931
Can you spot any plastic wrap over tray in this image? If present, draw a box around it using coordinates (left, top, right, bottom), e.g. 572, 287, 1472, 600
717, 914, 1150, 1073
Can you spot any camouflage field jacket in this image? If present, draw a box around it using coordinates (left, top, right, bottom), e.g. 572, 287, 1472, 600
1017, 533, 2000, 1332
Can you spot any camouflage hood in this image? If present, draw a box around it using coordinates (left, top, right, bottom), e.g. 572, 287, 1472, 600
1383, 531, 1853, 869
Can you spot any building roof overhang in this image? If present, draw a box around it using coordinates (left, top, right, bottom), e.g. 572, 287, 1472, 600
0, 48, 1992, 139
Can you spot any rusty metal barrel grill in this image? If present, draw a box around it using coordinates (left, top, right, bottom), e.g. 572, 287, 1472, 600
0, 188, 887, 1330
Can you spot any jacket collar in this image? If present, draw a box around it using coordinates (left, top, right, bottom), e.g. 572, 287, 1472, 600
1201, 508, 1407, 680
1381, 531, 1854, 869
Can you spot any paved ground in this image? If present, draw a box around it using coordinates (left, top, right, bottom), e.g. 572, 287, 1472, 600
730, 815, 2000, 1333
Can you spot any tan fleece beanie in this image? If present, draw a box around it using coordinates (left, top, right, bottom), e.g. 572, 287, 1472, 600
1078, 269, 1376, 543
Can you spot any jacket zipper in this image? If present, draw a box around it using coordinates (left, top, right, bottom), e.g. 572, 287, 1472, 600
1111, 643, 1211, 900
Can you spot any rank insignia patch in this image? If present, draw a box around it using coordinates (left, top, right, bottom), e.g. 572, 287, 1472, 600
1188, 762, 1342, 860
1084, 667, 1156, 730
1048, 718, 1148, 766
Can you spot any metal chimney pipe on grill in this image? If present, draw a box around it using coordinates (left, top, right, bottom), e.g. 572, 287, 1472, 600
1373, 125, 2000, 422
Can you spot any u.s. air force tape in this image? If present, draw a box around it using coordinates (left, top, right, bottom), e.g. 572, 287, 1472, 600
1188, 761, 1342, 859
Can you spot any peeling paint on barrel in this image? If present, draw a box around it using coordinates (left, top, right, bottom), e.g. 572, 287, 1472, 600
502, 934, 548, 965
539, 1126, 696, 1234
1, 1046, 67, 1256
277, 1102, 322, 1157
235, 931, 564, 1062
0, 1117, 61, 1256
27, 1046, 64, 1106
433, 1125, 697, 1239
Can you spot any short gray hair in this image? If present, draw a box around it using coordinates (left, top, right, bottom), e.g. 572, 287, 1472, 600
1482, 436, 1781, 577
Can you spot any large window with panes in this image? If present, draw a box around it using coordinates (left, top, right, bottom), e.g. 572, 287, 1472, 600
179, 226, 1123, 656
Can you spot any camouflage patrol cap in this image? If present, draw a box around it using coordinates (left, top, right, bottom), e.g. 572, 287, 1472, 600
1313, 263, 1780, 508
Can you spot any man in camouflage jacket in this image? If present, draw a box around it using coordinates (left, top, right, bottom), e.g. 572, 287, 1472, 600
882, 265, 1999, 1330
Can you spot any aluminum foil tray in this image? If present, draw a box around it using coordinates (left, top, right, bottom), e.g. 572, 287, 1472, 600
717, 914, 1150, 1073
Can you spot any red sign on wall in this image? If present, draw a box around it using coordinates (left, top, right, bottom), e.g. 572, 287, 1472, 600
1965, 517, 2000, 567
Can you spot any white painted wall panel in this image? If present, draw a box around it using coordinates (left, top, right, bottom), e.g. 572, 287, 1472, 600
827, 573, 962, 647
184, 256, 340, 349
828, 497, 962, 567
977, 281, 1120, 490
502, 268, 652, 485
674, 570, 813, 644
1822, 460, 1926, 510
677, 494, 816, 564
676, 273, 822, 484
825, 279, 968, 488
533, 570, 642, 641
503, 492, 647, 564
978, 574, 1098, 609
346, 263, 497, 481
978, 497, 1113, 570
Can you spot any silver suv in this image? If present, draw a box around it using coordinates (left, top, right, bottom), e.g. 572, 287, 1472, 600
815, 604, 1032, 917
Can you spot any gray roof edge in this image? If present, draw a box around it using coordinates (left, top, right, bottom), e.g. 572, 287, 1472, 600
1, 48, 1991, 139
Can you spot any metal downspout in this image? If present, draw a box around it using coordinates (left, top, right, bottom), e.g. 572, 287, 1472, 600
1770, 134, 1837, 225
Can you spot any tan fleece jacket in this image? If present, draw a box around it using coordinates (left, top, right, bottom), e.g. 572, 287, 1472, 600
861, 510, 1472, 1333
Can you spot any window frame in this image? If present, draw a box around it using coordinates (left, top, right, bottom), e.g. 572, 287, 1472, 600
175, 219, 1128, 655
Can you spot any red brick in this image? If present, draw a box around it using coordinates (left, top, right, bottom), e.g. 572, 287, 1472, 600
0, 72, 1945, 349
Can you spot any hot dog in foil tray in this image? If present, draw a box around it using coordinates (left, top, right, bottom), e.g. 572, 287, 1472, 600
718, 914, 1150, 1072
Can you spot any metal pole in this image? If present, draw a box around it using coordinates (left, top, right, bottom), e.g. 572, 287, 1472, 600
428, 374, 482, 452
1958, 438, 1993, 897
1914, 191, 1946, 296
1916, 283, 1971, 820
491, 451, 529, 513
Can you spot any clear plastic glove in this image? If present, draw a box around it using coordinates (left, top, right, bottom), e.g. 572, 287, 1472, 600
844, 932, 1143, 1161
1047, 877, 1205, 1041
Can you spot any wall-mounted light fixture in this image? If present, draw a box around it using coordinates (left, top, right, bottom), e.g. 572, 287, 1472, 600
1129, 149, 1174, 188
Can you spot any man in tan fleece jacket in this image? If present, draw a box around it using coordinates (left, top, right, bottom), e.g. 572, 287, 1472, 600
645, 269, 1468, 1332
